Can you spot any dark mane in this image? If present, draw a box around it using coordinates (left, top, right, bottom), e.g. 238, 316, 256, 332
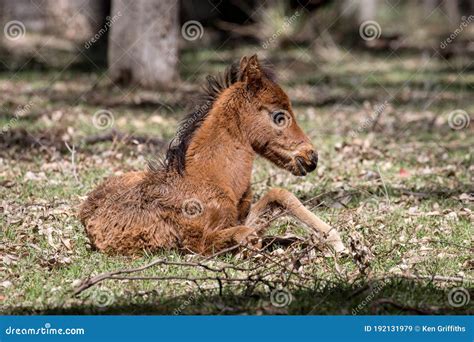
149, 59, 275, 175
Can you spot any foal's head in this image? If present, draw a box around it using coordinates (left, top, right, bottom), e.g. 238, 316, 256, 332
238, 55, 318, 176
162, 54, 318, 177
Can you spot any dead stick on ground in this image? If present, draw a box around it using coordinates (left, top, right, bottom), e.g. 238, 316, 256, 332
64, 142, 80, 184
73, 240, 320, 296
385, 273, 473, 284
73, 246, 251, 295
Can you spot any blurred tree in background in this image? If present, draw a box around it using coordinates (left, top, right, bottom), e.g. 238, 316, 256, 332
108, 0, 179, 88
0, 0, 473, 86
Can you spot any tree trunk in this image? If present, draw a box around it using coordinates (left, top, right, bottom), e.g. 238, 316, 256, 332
0, 0, 48, 32
423, 0, 438, 16
46, 0, 107, 42
444, 0, 460, 29
358, 0, 377, 22
0, 0, 107, 39
108, 0, 179, 88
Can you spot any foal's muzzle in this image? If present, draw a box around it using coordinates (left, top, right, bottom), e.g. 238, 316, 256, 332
294, 150, 318, 176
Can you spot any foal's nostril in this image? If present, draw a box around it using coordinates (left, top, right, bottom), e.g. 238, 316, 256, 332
295, 150, 318, 175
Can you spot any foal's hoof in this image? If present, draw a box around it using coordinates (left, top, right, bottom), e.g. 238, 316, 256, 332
242, 234, 262, 251
323, 246, 349, 258
235, 230, 260, 248
320, 238, 349, 258
235, 233, 262, 259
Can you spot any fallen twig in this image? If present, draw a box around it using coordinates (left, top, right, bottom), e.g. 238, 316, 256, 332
73, 247, 267, 296
386, 273, 473, 284
73, 238, 325, 296
64, 142, 80, 184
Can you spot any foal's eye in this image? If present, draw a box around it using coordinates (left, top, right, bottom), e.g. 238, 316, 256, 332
271, 110, 291, 128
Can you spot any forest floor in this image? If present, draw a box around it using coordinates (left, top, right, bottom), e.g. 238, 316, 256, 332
1, 46, 473, 314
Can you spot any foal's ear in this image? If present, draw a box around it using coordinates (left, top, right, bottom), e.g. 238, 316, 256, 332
239, 56, 248, 71
239, 54, 262, 91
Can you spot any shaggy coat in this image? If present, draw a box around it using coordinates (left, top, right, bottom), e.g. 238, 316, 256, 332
79, 55, 346, 255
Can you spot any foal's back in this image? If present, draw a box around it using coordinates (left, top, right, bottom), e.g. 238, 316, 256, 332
79, 170, 239, 254
79, 171, 180, 254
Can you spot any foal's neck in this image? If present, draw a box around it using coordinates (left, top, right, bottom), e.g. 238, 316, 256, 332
184, 87, 254, 202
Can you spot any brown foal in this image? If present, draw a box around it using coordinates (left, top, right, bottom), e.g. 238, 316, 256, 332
79, 55, 346, 255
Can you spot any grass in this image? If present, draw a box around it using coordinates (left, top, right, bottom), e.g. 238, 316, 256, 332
0, 46, 473, 315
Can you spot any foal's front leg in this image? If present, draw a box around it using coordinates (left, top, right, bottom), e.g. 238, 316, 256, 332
245, 188, 347, 253
201, 225, 258, 255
